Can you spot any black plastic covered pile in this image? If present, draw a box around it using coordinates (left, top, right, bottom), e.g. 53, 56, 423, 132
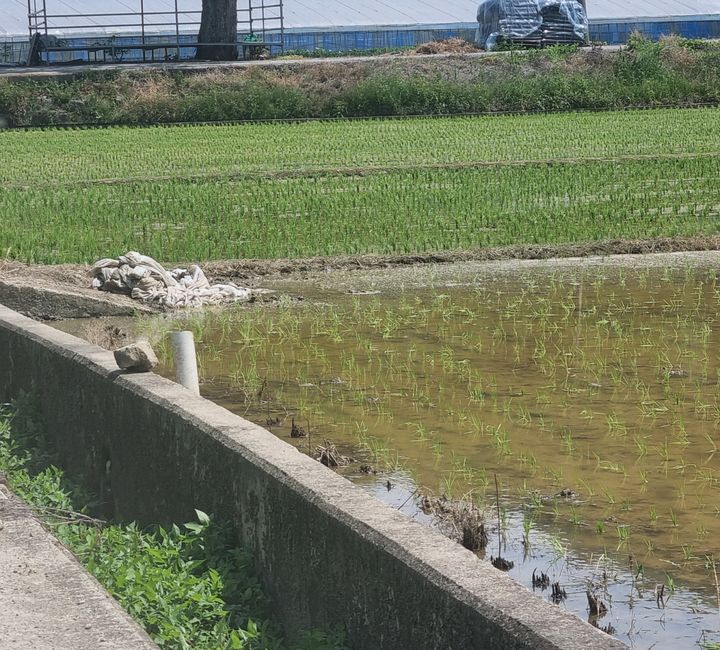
476, 0, 588, 49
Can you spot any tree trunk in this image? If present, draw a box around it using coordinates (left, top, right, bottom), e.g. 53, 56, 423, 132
196, 0, 238, 61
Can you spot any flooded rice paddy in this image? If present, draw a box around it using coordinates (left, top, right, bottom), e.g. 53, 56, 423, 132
64, 253, 720, 648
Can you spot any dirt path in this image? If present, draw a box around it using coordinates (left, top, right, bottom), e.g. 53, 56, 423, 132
0, 46, 624, 80
202, 236, 720, 280
3, 235, 720, 320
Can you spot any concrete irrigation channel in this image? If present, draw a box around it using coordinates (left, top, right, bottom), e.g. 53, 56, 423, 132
0, 302, 624, 649
0, 483, 157, 649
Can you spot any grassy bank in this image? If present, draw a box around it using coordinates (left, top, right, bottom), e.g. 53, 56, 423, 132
1, 106, 719, 264
0, 397, 345, 650
1, 36, 719, 127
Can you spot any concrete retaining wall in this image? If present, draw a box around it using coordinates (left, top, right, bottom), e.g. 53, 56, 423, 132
0, 279, 154, 320
0, 303, 625, 649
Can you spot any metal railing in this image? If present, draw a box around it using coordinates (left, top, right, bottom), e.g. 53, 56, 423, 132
26, 0, 284, 64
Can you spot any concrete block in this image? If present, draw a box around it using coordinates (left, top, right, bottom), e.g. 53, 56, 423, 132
114, 341, 159, 372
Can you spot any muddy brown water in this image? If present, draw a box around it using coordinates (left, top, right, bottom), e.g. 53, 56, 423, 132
56, 252, 720, 649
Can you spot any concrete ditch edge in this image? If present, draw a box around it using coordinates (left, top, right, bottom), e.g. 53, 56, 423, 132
0, 279, 155, 320
0, 481, 157, 649
0, 303, 626, 649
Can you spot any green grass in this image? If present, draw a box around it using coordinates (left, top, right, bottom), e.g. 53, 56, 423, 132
1, 36, 720, 127
1, 108, 720, 263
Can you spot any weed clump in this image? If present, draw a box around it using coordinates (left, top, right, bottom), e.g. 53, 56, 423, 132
315, 439, 353, 467
421, 495, 489, 551
1, 36, 719, 126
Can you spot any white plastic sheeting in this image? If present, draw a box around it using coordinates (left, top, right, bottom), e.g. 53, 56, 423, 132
90, 252, 255, 309
3, 0, 720, 36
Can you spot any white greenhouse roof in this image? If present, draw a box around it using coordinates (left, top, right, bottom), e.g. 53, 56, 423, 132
2, 0, 720, 37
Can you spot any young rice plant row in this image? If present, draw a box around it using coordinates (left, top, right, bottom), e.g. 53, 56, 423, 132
1, 107, 719, 263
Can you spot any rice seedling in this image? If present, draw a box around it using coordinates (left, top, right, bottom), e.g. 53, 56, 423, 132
3, 108, 720, 263
134, 261, 720, 646
602, 488, 616, 506
617, 525, 631, 551
569, 506, 583, 526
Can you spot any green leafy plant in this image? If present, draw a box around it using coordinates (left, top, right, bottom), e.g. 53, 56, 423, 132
0, 400, 346, 650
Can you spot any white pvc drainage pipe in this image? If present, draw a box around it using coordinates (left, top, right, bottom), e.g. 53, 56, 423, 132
170, 330, 200, 396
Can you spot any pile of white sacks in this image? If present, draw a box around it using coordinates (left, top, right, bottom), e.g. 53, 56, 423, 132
91, 251, 253, 308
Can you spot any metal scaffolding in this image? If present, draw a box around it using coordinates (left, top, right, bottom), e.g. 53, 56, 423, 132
26, 0, 284, 64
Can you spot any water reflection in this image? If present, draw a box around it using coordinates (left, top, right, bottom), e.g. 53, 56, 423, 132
56, 255, 720, 648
